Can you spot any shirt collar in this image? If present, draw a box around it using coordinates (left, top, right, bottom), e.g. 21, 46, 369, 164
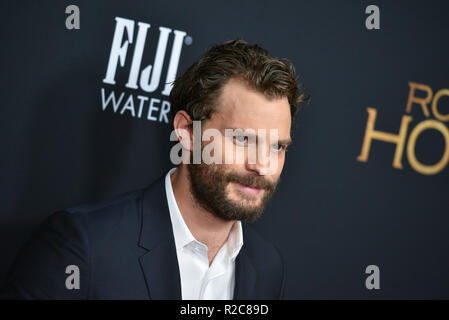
226, 219, 244, 261
164, 167, 244, 260
165, 167, 196, 250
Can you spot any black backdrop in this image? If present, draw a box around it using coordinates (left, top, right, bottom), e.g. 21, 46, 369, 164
1, 0, 448, 299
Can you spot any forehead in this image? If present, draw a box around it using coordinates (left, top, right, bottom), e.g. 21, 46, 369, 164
209, 78, 292, 136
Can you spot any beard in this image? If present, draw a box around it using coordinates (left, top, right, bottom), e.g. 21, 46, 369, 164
187, 163, 280, 223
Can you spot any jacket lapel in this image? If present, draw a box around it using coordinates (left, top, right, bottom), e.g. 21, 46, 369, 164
137, 172, 258, 300
138, 173, 182, 300
233, 241, 257, 300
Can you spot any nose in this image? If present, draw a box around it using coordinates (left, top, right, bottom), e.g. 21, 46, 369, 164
245, 141, 276, 176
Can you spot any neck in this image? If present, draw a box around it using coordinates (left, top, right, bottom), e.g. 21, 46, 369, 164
170, 165, 236, 264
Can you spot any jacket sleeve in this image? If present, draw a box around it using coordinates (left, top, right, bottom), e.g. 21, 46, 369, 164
0, 211, 90, 299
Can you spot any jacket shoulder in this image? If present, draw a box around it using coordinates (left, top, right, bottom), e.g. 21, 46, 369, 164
65, 188, 143, 215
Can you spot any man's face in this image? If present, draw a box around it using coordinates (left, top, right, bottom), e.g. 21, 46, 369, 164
188, 77, 292, 222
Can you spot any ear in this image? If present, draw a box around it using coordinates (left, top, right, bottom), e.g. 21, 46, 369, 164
173, 110, 194, 151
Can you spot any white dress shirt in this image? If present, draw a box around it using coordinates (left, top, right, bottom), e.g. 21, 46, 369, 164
164, 167, 244, 300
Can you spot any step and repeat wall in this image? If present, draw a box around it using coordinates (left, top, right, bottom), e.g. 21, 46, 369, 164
1, 0, 448, 298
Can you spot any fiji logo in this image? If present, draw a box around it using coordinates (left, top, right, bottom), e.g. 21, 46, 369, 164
100, 17, 192, 123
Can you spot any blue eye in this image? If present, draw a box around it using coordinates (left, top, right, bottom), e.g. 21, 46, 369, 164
271, 144, 286, 153
235, 136, 248, 143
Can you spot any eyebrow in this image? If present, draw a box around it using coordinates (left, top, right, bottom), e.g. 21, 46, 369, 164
225, 127, 292, 146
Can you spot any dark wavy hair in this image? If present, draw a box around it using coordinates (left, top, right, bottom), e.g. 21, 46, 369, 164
169, 39, 309, 122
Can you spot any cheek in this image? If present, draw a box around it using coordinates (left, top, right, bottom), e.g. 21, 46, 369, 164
225, 182, 239, 199
276, 154, 286, 174
202, 134, 225, 163
221, 137, 246, 165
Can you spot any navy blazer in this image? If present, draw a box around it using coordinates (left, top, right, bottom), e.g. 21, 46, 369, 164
0, 173, 285, 299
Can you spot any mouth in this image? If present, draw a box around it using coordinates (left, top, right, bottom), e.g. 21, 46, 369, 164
233, 182, 262, 196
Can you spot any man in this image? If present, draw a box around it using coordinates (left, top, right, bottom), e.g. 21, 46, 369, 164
0, 40, 308, 299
